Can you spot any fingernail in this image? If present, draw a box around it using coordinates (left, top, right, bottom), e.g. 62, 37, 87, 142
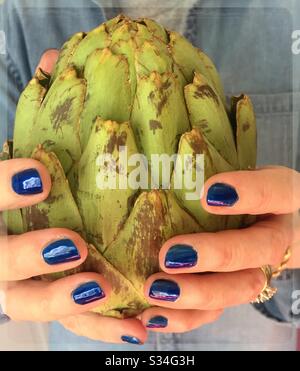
165, 244, 198, 269
207, 183, 239, 207
121, 335, 142, 345
72, 282, 105, 305
12, 169, 43, 195
42, 239, 80, 265
149, 279, 180, 302
147, 316, 168, 329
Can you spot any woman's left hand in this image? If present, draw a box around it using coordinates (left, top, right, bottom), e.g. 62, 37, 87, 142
142, 167, 300, 333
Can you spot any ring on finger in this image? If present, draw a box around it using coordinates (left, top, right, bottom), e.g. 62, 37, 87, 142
252, 265, 277, 304
272, 247, 292, 279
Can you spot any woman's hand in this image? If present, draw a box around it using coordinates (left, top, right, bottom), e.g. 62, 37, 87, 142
142, 167, 300, 333
0, 158, 149, 344
0, 158, 111, 319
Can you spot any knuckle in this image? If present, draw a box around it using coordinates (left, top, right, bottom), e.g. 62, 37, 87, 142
255, 183, 272, 213
38, 296, 52, 320
217, 244, 235, 271
175, 320, 190, 333
197, 286, 215, 309
183, 315, 198, 332
39, 286, 56, 320
10, 248, 23, 280
267, 226, 289, 265
3, 247, 20, 281
61, 316, 83, 336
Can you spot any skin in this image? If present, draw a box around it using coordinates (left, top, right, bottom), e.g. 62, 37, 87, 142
1, 51, 299, 343
143, 168, 300, 333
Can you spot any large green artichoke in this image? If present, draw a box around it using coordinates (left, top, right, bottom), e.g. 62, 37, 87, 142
1, 15, 257, 318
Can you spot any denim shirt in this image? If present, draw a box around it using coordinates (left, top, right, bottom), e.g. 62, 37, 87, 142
0, 0, 299, 350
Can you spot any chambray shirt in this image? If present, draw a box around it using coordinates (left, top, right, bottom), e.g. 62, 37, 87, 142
0, 0, 300, 350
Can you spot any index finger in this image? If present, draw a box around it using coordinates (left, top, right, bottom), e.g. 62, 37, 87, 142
201, 167, 300, 215
0, 159, 51, 211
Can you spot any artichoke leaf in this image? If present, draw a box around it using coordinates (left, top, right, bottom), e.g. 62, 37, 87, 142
111, 38, 137, 102
131, 71, 190, 164
231, 94, 257, 170
13, 71, 48, 159
135, 37, 173, 77
104, 191, 200, 295
111, 22, 135, 43
85, 245, 150, 318
197, 50, 226, 107
51, 32, 85, 82
172, 129, 227, 231
77, 118, 139, 252
23, 147, 83, 234
138, 18, 169, 43
80, 48, 132, 150
104, 14, 129, 33
69, 24, 110, 70
104, 191, 166, 294
168, 31, 226, 104
2, 209, 24, 235
185, 72, 238, 168
29, 67, 86, 174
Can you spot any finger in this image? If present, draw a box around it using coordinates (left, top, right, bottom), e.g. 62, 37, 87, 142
201, 167, 300, 215
60, 312, 147, 345
2, 273, 110, 321
0, 229, 88, 281
35, 49, 59, 74
144, 269, 265, 310
141, 307, 223, 333
159, 214, 296, 274
0, 159, 51, 211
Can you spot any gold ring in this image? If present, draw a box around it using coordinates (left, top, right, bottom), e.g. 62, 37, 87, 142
252, 265, 277, 304
272, 247, 292, 279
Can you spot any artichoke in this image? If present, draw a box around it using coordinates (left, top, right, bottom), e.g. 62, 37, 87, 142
1, 15, 257, 318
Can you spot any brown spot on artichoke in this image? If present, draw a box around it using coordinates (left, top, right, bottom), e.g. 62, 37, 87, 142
194, 84, 219, 105
149, 119, 162, 134
51, 97, 75, 133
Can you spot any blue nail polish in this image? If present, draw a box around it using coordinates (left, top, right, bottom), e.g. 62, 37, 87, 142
147, 316, 168, 329
12, 169, 43, 195
42, 239, 80, 265
121, 335, 142, 345
72, 282, 105, 305
149, 279, 180, 302
165, 244, 198, 269
207, 183, 239, 207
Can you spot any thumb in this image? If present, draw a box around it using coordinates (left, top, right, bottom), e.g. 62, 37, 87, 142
35, 49, 59, 75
